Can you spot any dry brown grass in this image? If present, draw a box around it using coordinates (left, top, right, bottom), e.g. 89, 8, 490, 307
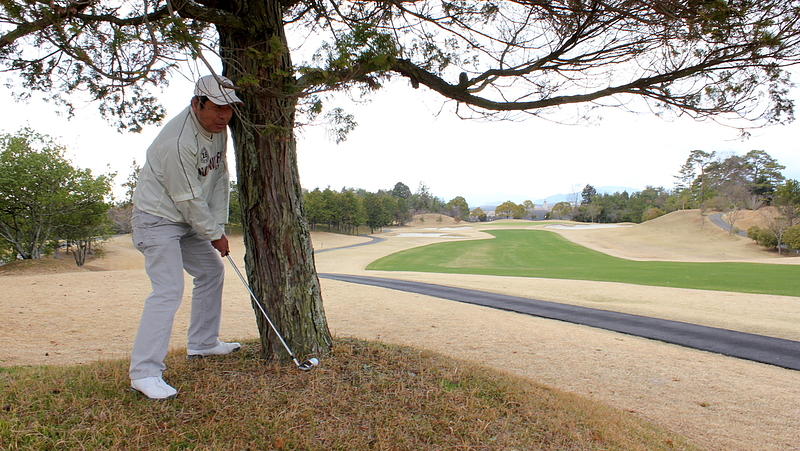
0, 338, 698, 450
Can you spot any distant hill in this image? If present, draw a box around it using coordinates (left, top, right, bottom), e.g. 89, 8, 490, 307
535, 186, 641, 205
471, 186, 640, 210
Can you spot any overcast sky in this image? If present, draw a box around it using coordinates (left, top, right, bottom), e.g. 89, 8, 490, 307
2, 72, 800, 209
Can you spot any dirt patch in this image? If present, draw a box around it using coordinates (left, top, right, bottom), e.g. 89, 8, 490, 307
1, 211, 799, 451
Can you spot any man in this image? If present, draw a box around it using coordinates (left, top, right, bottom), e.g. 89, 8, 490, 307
129, 75, 243, 400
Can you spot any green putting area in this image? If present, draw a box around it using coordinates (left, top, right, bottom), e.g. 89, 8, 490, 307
367, 229, 800, 297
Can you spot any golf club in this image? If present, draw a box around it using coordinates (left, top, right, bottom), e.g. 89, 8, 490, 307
226, 254, 319, 371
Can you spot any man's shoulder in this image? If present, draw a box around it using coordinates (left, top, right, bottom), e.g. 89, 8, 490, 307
151, 106, 198, 149
160, 106, 194, 134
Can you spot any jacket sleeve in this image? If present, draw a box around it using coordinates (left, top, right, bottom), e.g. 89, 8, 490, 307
162, 137, 225, 241
174, 198, 225, 241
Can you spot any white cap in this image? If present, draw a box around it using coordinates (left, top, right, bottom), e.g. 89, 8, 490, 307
194, 75, 243, 106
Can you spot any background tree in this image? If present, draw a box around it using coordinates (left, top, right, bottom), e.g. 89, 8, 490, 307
747, 225, 779, 250
470, 207, 487, 222
321, 188, 341, 231
581, 185, 598, 206
744, 150, 786, 202
227, 181, 241, 231
0, 128, 113, 263
391, 182, 412, 200
363, 192, 393, 233
495, 201, 519, 219
522, 200, 536, 218
58, 177, 113, 266
581, 203, 603, 223
782, 223, 800, 251
445, 196, 470, 222
641, 207, 666, 222
303, 188, 327, 231
759, 208, 792, 254
548, 202, 575, 220
392, 197, 412, 226
107, 160, 141, 234
411, 182, 443, 214
5, 0, 800, 360
339, 189, 366, 235
712, 182, 750, 234
676, 150, 717, 209
773, 179, 800, 230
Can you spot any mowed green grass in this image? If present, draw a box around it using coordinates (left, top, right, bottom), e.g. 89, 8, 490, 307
367, 230, 800, 297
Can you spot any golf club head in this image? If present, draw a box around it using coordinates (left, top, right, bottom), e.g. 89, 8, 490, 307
296, 357, 319, 371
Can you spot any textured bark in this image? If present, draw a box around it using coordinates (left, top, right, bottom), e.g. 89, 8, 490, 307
217, 0, 332, 362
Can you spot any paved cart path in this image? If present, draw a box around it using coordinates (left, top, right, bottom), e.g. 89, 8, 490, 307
320, 273, 800, 371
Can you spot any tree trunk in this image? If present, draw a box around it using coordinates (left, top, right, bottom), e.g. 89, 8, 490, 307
216, 1, 332, 362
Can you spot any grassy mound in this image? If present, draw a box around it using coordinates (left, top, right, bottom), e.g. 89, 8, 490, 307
0, 338, 698, 450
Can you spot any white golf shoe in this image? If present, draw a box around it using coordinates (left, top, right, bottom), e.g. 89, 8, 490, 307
187, 339, 241, 358
130, 376, 178, 400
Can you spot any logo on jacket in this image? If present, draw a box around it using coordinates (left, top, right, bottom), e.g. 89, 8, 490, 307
198, 149, 224, 177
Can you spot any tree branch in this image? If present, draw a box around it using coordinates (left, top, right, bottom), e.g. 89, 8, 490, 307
0, 0, 245, 51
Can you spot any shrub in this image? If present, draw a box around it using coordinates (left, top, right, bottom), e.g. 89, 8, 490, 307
784, 224, 800, 250
747, 225, 778, 248
641, 207, 665, 222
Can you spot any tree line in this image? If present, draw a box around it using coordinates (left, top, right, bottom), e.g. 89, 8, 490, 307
299, 148, 800, 254
299, 182, 473, 234
550, 149, 800, 253
0, 129, 114, 266
4, 126, 800, 266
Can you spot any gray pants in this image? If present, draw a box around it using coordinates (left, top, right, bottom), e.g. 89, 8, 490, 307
129, 208, 225, 379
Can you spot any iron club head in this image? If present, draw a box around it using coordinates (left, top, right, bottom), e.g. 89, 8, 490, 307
296, 357, 319, 371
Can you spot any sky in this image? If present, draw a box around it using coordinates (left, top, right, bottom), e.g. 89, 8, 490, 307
2, 71, 800, 209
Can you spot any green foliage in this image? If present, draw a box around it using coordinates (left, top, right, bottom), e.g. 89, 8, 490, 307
642, 207, 666, 222
368, 229, 800, 297
304, 23, 397, 88
747, 225, 779, 249
0, 128, 114, 263
363, 192, 395, 232
0, 1, 193, 130
324, 107, 357, 144
304, 187, 362, 234
548, 202, 574, 220
495, 200, 526, 219
229, 181, 242, 226
673, 149, 789, 209
470, 207, 487, 222
581, 185, 598, 205
391, 182, 412, 199
410, 182, 444, 214
107, 159, 141, 234
783, 224, 800, 250
393, 197, 412, 225
445, 196, 470, 222
774, 179, 800, 208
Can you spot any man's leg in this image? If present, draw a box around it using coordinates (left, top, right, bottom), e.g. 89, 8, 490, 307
129, 210, 190, 380
180, 229, 226, 352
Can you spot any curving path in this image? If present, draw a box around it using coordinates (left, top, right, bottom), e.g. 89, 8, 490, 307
319, 273, 800, 371
708, 212, 748, 237
317, 231, 800, 372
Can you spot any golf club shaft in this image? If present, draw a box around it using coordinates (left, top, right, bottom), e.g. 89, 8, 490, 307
225, 254, 298, 361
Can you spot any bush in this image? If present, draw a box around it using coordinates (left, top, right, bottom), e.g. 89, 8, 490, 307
641, 207, 665, 222
784, 224, 800, 250
747, 225, 778, 248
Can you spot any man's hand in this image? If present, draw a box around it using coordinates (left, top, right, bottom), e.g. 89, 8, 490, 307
211, 234, 230, 257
